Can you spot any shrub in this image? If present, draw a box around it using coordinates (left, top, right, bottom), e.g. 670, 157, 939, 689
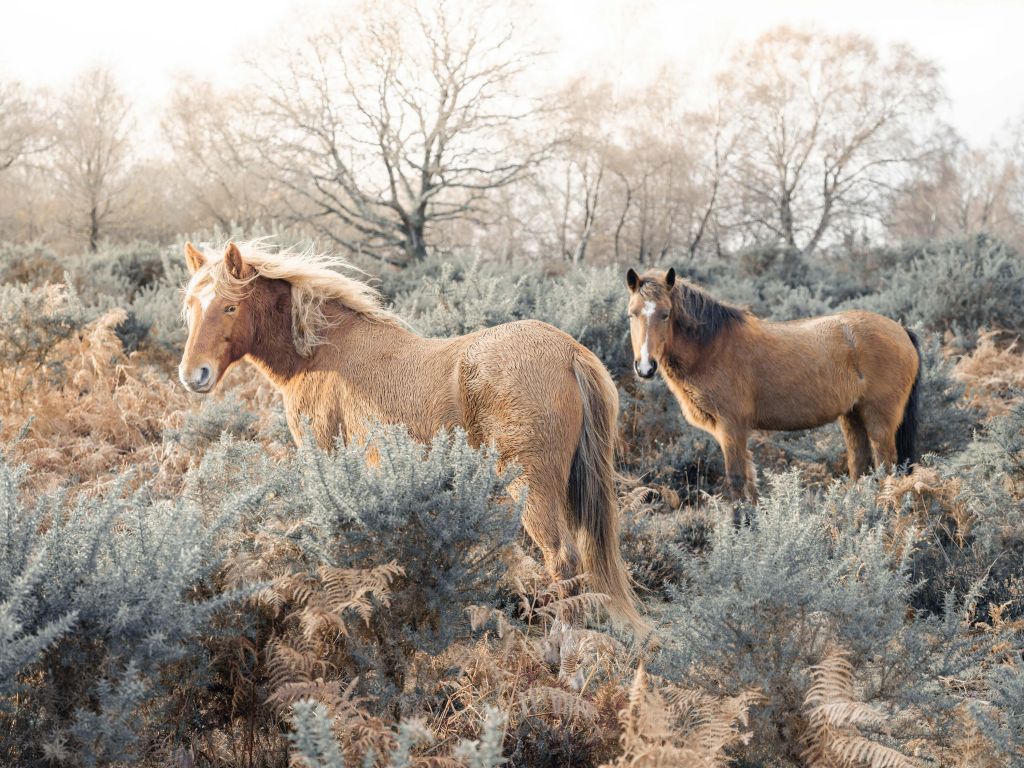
0, 449, 238, 765
163, 391, 260, 450
0, 308, 190, 495
289, 427, 522, 658
654, 471, 1002, 763
851, 236, 1024, 339
0, 281, 89, 403
287, 700, 510, 768
0, 241, 64, 286
184, 427, 522, 729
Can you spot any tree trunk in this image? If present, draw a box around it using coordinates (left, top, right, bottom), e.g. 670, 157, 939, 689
779, 187, 796, 248
89, 205, 100, 253
404, 218, 428, 264
614, 177, 632, 264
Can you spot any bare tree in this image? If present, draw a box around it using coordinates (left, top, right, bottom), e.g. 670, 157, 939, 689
252, 0, 546, 266
888, 127, 1021, 241
602, 76, 732, 265
684, 94, 741, 259
163, 77, 278, 231
0, 79, 44, 173
543, 79, 617, 265
51, 67, 134, 252
541, 72, 733, 267
718, 28, 944, 255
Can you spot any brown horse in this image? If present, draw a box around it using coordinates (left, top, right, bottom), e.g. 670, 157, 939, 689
178, 241, 642, 629
625, 267, 921, 501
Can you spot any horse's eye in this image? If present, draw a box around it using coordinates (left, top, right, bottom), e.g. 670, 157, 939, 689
660, 311, 670, 320
225, 305, 237, 314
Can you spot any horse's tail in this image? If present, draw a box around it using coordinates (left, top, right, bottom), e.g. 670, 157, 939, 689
569, 353, 646, 635
896, 329, 922, 470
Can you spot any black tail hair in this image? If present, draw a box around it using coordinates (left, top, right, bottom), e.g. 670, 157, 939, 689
895, 329, 922, 470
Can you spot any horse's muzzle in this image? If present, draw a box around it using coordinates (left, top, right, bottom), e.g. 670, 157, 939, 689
180, 364, 214, 393
634, 359, 657, 379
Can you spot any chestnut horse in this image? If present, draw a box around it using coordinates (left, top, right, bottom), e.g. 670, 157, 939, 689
178, 241, 641, 629
626, 267, 921, 501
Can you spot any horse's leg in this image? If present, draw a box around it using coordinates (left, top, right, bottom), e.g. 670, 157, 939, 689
839, 409, 872, 478
860, 406, 899, 471
511, 474, 581, 587
717, 427, 756, 502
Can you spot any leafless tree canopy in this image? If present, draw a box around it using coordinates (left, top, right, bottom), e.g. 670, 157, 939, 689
52, 68, 135, 252
0, 81, 43, 173
250, 0, 547, 266
164, 77, 279, 231
717, 28, 945, 255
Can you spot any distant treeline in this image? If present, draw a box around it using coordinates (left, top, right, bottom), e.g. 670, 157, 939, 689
1, 2, 1022, 266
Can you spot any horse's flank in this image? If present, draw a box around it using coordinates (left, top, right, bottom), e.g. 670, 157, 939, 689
676, 310, 915, 433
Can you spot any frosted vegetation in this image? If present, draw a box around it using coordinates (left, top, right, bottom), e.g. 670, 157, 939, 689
1, 234, 1022, 766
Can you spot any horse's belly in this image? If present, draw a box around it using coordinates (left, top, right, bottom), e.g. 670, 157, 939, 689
754, 380, 861, 431
756, 410, 841, 431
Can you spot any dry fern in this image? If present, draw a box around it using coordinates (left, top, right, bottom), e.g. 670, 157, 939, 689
802, 648, 917, 768
954, 331, 1024, 414
601, 664, 758, 768
519, 685, 601, 736
877, 467, 972, 556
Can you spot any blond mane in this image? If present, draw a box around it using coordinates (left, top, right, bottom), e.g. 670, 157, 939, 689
185, 241, 394, 356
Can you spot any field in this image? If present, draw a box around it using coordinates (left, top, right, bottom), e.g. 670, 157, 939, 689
1, 235, 1023, 767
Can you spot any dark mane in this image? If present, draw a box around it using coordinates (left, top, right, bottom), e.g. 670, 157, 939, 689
669, 279, 746, 345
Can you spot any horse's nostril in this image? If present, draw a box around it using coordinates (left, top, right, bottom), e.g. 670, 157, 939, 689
634, 359, 657, 379
195, 365, 212, 387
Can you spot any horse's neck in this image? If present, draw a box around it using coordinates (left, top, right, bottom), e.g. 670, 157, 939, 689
664, 321, 745, 386
252, 307, 441, 442
664, 333, 704, 382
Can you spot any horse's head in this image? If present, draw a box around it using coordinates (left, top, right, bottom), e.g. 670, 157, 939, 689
626, 267, 676, 379
179, 241, 266, 393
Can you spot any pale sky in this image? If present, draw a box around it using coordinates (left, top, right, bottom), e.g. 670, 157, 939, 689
1, 0, 1021, 146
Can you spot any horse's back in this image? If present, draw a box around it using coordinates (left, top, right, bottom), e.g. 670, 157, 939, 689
766, 309, 913, 362
463, 318, 576, 362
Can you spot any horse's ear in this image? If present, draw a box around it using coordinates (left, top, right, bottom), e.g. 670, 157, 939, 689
626, 268, 639, 293
224, 242, 252, 280
184, 242, 205, 275
665, 267, 676, 288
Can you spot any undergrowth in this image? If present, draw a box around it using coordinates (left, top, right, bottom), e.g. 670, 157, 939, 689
1, 236, 1022, 767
